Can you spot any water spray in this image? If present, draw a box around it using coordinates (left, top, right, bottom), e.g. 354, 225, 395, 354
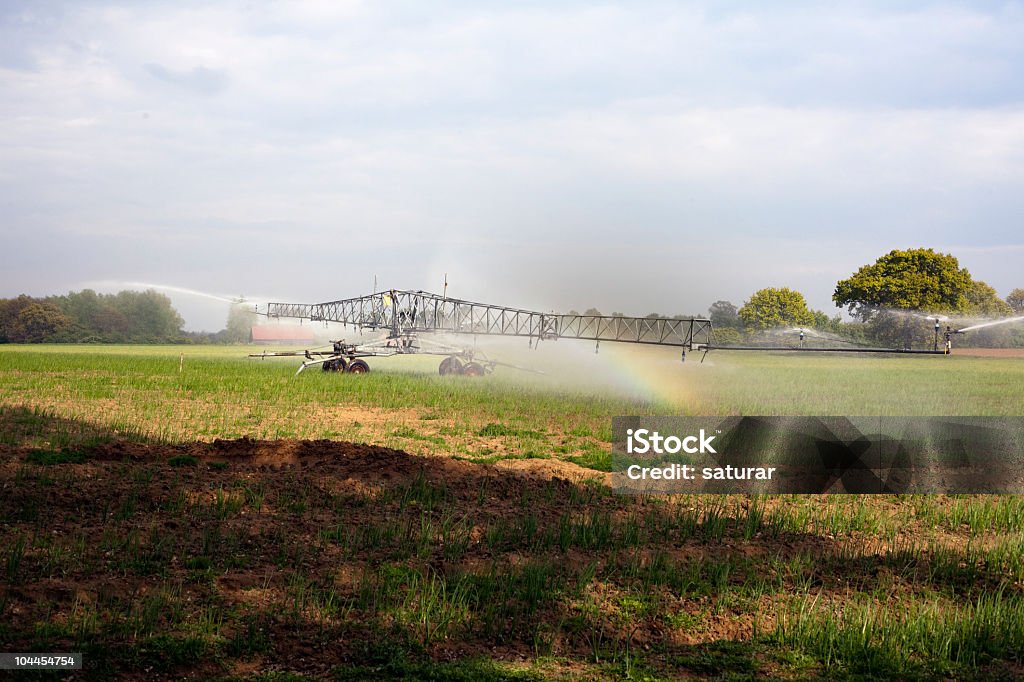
86, 280, 239, 304
956, 316, 1024, 333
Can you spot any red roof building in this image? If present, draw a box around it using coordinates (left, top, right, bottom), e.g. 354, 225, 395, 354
250, 325, 317, 344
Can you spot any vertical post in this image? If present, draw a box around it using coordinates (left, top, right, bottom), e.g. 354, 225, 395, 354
391, 289, 399, 339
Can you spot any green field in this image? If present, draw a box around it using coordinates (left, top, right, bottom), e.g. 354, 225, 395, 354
2, 344, 1024, 680
2, 343, 1021, 450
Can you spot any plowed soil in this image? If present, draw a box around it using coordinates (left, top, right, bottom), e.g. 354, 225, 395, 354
3, 437, 1022, 681
0, 439, 663, 680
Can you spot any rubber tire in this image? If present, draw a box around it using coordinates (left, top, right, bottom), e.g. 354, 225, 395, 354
438, 356, 463, 376
346, 359, 370, 374
462, 362, 485, 377
322, 358, 346, 372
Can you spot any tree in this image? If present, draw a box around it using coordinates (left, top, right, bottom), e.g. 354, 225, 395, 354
1007, 288, 1024, 314
708, 300, 739, 328
112, 290, 184, 342
224, 301, 258, 343
738, 288, 815, 329
866, 311, 933, 350
0, 296, 34, 342
811, 310, 842, 332
8, 302, 72, 342
0, 290, 186, 344
60, 289, 101, 325
965, 280, 1013, 316
713, 327, 742, 345
93, 306, 130, 340
833, 248, 973, 319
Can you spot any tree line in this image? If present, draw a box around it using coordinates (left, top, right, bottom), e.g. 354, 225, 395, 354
0, 289, 187, 343
569, 249, 1022, 348
707, 249, 1023, 348
5, 250, 1022, 347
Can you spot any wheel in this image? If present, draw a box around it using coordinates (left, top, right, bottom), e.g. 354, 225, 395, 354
438, 356, 463, 376
345, 359, 370, 374
462, 362, 485, 377
322, 358, 346, 372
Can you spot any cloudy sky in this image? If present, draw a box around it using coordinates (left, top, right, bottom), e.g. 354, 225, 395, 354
2, 1, 1022, 330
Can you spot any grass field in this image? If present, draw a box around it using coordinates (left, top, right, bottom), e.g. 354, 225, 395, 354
2, 344, 1024, 680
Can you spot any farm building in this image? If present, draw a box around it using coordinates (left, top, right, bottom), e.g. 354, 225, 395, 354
249, 325, 317, 345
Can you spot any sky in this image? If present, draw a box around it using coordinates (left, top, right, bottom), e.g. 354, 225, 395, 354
2, 1, 1023, 331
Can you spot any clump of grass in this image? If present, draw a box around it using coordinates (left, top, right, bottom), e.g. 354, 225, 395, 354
211, 488, 245, 518
4, 535, 28, 583
565, 449, 612, 472
25, 449, 87, 465
390, 425, 445, 445
242, 482, 266, 512
473, 450, 552, 465
168, 455, 198, 467
774, 586, 1024, 677
478, 423, 544, 439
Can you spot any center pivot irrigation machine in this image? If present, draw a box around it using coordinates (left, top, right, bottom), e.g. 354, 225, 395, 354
250, 288, 713, 374
249, 288, 980, 375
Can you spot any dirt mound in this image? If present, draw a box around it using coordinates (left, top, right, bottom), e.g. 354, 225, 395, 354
75, 437, 591, 477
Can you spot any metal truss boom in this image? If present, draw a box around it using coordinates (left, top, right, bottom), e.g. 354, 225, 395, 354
265, 289, 712, 350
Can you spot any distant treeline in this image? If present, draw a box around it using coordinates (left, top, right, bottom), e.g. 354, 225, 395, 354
0, 289, 193, 344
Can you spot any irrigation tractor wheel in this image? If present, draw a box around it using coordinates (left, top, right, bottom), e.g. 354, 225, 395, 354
345, 359, 370, 374
462, 362, 485, 377
438, 356, 463, 376
322, 358, 346, 372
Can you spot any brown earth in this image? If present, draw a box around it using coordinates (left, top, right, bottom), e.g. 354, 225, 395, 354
0, 438, 1017, 680
0, 439, 648, 680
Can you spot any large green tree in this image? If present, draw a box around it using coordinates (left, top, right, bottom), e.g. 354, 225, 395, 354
738, 288, 815, 329
833, 248, 973, 319
7, 302, 73, 343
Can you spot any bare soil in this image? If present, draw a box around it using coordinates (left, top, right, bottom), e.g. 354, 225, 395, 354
0, 439, 644, 680
0, 437, 1016, 680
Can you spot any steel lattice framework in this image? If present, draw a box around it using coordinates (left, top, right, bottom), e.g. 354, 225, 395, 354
265, 289, 712, 350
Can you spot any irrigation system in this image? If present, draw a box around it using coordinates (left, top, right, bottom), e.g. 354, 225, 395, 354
246, 288, 1005, 374
252, 289, 712, 374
